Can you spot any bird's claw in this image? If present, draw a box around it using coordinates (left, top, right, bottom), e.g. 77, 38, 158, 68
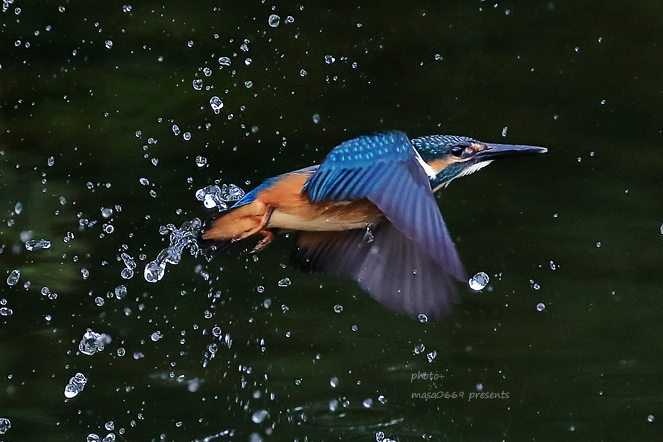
250, 230, 274, 253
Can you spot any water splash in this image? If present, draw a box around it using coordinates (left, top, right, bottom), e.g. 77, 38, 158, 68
64, 372, 87, 399
120, 252, 136, 279
25, 239, 51, 251
79, 329, 112, 355
144, 218, 202, 283
195, 183, 245, 210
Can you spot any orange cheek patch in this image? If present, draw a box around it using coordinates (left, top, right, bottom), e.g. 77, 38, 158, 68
429, 158, 458, 174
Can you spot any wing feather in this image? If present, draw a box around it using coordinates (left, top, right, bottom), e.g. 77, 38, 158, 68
293, 223, 460, 319
304, 133, 465, 280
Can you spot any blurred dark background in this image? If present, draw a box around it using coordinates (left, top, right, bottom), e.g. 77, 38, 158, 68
1, 1, 662, 441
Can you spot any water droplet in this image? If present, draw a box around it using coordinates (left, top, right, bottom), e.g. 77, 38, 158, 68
324, 55, 335, 64
47, 156, 55, 166
268, 14, 280, 27
413, 343, 425, 354
104, 40, 113, 49
647, 414, 655, 423
312, 113, 320, 124
427, 351, 437, 363
469, 272, 489, 291
13, 202, 22, 214
122, 5, 132, 13
195, 156, 207, 167
501, 126, 508, 137
150, 331, 163, 341
64, 372, 88, 398
244, 80, 253, 88
25, 239, 51, 251
101, 207, 113, 218
251, 409, 269, 423
6, 269, 20, 286
203, 67, 212, 76
192, 78, 203, 90
330, 377, 338, 388
536, 302, 546, 312
549, 260, 557, 270
79, 329, 111, 355
209, 96, 224, 114
0, 417, 11, 435
333, 304, 343, 313
172, 124, 180, 135
363, 227, 374, 243
659, 223, 663, 235
418, 313, 428, 323
144, 260, 165, 283
114, 284, 127, 299
299, 69, 307, 77
277, 278, 291, 287
218, 56, 231, 66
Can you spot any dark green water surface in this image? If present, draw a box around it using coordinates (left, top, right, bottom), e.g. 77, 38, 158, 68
1, 1, 662, 441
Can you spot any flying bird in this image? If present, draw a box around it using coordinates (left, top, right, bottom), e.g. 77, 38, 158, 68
198, 132, 546, 319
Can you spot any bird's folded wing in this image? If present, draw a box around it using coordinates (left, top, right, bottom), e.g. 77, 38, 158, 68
304, 132, 465, 280
294, 223, 460, 319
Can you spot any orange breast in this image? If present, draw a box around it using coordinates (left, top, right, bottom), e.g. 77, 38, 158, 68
259, 172, 384, 231
202, 172, 386, 242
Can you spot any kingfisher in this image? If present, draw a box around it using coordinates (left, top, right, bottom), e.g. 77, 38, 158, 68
198, 132, 546, 320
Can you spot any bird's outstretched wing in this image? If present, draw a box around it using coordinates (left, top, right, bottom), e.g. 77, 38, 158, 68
303, 132, 465, 280
293, 223, 460, 319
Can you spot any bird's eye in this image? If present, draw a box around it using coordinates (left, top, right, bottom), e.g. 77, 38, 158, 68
451, 146, 464, 157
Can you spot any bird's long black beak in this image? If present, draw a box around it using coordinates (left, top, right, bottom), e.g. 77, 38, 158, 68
478, 143, 548, 160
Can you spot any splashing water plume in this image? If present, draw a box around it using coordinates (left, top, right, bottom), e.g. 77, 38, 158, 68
195, 183, 245, 210
144, 218, 202, 283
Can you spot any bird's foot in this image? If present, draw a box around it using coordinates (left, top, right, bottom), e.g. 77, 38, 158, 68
250, 230, 274, 253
